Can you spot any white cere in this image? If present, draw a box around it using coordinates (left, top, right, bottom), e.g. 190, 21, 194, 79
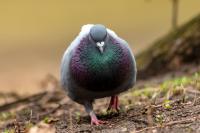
96, 42, 105, 47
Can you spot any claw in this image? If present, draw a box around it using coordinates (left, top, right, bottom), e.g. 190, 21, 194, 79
91, 118, 106, 125
90, 114, 107, 125
84, 101, 107, 125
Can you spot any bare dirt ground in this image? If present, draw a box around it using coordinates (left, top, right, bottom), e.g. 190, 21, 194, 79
0, 67, 200, 133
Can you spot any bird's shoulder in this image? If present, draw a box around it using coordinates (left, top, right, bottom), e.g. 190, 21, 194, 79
62, 25, 93, 62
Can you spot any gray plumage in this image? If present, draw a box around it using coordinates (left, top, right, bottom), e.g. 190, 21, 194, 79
90, 24, 107, 42
60, 24, 137, 124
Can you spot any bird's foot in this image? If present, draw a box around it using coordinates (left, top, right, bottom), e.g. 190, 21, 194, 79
91, 116, 106, 125
107, 95, 120, 113
85, 101, 107, 125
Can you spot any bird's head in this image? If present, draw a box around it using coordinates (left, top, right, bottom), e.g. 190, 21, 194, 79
89, 24, 107, 53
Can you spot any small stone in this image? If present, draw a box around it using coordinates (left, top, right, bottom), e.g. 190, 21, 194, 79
152, 129, 157, 133
121, 127, 127, 132
28, 122, 56, 133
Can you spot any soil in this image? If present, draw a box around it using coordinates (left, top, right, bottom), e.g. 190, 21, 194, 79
0, 70, 200, 133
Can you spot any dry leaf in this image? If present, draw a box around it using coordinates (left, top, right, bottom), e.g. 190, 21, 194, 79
28, 122, 56, 133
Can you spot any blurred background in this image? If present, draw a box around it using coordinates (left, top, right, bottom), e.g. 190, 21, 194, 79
0, 0, 199, 95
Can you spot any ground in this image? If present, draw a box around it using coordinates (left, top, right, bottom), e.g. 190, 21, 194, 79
0, 67, 200, 133
1, 13, 200, 133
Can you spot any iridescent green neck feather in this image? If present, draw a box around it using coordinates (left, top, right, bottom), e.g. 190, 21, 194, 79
70, 37, 134, 91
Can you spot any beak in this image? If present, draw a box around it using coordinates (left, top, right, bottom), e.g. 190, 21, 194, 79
96, 42, 105, 53
99, 46, 104, 53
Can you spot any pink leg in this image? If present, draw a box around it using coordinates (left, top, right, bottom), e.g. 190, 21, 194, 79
90, 112, 106, 125
107, 95, 120, 112
84, 101, 106, 125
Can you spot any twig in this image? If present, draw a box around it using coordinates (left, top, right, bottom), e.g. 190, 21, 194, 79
0, 92, 47, 112
29, 109, 33, 123
69, 110, 73, 133
0, 92, 21, 99
37, 103, 62, 119
135, 115, 200, 133
148, 99, 182, 109
147, 104, 153, 127
186, 89, 200, 95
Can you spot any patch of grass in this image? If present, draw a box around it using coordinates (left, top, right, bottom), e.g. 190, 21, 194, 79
74, 111, 81, 122
155, 113, 164, 125
127, 73, 200, 106
19, 108, 32, 118
194, 72, 200, 78
172, 85, 184, 96
173, 76, 191, 86
163, 100, 172, 109
2, 129, 15, 133
160, 76, 194, 99
43, 116, 50, 124
191, 72, 200, 90
42, 116, 58, 124
160, 81, 171, 96
132, 87, 158, 99
25, 122, 34, 130
0, 112, 15, 121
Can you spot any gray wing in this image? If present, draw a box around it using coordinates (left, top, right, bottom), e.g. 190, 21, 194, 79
60, 24, 94, 92
107, 29, 137, 88
60, 45, 73, 91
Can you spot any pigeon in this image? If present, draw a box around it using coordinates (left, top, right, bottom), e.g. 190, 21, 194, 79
60, 24, 137, 125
